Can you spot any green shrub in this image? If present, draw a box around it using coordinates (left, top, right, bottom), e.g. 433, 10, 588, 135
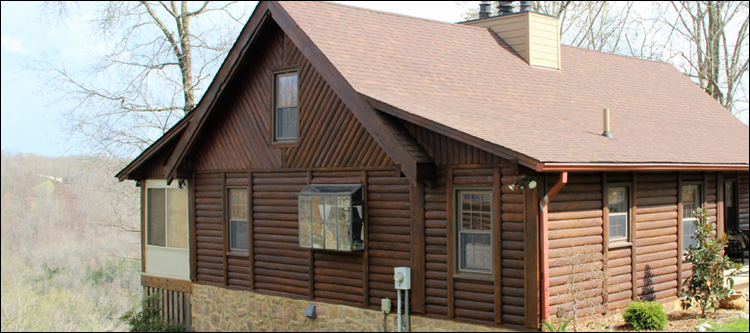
541, 318, 571, 332
623, 301, 668, 331
680, 208, 742, 317
120, 295, 186, 332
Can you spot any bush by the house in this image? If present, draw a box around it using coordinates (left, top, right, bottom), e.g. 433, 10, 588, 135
680, 208, 742, 317
120, 295, 186, 332
623, 301, 668, 331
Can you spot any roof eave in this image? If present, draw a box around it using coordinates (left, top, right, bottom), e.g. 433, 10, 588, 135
536, 162, 750, 172
115, 113, 193, 181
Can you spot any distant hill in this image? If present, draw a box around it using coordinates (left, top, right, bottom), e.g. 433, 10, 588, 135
1, 152, 141, 331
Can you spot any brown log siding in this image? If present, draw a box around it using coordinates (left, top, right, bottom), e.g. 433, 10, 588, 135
190, 23, 392, 171
636, 172, 679, 303
547, 173, 604, 319
545, 171, 722, 322
740, 172, 749, 232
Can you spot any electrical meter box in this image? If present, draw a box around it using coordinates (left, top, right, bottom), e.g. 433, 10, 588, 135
394, 267, 411, 290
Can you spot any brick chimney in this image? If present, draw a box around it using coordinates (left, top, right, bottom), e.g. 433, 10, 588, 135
461, 1, 561, 70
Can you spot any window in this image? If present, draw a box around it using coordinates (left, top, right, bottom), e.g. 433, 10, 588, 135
608, 186, 629, 243
147, 187, 188, 249
228, 188, 249, 252
298, 184, 364, 251
457, 190, 492, 273
273, 71, 298, 142
725, 181, 739, 232
681, 184, 702, 252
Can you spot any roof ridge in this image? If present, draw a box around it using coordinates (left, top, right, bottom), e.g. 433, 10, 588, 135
321, 1, 485, 31
560, 44, 671, 67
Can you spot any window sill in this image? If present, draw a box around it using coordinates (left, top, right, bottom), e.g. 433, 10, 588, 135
226, 251, 249, 258
271, 140, 298, 148
453, 272, 493, 282
608, 241, 632, 250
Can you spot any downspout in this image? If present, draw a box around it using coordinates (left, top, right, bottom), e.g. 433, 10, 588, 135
539, 171, 568, 322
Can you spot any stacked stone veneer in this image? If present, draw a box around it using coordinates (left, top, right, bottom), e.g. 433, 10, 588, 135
192, 284, 519, 332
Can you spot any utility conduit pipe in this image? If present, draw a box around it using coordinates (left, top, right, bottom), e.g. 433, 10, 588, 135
539, 172, 568, 322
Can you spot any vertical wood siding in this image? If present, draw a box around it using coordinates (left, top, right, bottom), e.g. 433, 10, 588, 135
144, 286, 191, 329
402, 122, 506, 166
190, 23, 392, 171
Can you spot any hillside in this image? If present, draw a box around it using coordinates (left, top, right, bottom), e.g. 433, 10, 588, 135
1, 152, 141, 331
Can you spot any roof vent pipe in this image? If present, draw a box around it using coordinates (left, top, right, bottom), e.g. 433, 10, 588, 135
520, 1, 532, 12
498, 1, 515, 15
603, 108, 614, 139
478, 2, 492, 19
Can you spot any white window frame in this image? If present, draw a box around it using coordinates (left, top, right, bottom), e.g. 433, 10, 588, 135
145, 179, 189, 250
456, 188, 493, 275
143, 179, 190, 280
607, 185, 630, 244
681, 183, 702, 253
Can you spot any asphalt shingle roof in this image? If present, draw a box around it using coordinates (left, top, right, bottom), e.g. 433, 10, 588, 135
279, 1, 749, 165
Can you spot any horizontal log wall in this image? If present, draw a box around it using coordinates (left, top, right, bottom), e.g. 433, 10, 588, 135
545, 171, 721, 322
194, 169, 409, 309
546, 173, 605, 319
190, 22, 392, 171
499, 168, 526, 326
423, 165, 525, 326
636, 172, 679, 303
366, 170, 411, 307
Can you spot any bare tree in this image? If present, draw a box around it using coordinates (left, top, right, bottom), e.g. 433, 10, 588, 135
458, 1, 748, 122
662, 1, 749, 121
553, 246, 609, 332
41, 1, 251, 157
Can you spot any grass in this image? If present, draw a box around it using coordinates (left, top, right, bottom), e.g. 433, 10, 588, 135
707, 317, 749, 332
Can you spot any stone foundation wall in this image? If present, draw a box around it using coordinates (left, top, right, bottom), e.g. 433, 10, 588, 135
191, 284, 520, 332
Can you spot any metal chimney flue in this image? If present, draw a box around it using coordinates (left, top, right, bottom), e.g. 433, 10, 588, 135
520, 1, 532, 12
498, 1, 514, 15
478, 2, 492, 19
603, 108, 614, 139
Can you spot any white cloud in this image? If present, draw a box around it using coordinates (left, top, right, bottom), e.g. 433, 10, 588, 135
1, 35, 31, 54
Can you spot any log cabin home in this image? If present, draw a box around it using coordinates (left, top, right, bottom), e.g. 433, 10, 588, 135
116, 1, 750, 331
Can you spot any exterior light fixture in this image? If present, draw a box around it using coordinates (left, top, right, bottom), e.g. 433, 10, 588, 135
509, 175, 537, 191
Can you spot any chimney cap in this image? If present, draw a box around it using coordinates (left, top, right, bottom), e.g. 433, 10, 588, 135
478, 2, 492, 19
498, 1, 514, 15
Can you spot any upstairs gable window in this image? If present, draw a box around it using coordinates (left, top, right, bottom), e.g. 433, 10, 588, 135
274, 71, 298, 142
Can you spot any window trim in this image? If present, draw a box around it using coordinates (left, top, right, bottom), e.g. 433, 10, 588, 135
455, 188, 493, 275
227, 186, 250, 253
144, 179, 189, 251
272, 69, 299, 145
680, 182, 703, 253
606, 183, 631, 245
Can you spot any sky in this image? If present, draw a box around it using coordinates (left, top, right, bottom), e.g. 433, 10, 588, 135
1, 1, 746, 157
0, 1, 468, 157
